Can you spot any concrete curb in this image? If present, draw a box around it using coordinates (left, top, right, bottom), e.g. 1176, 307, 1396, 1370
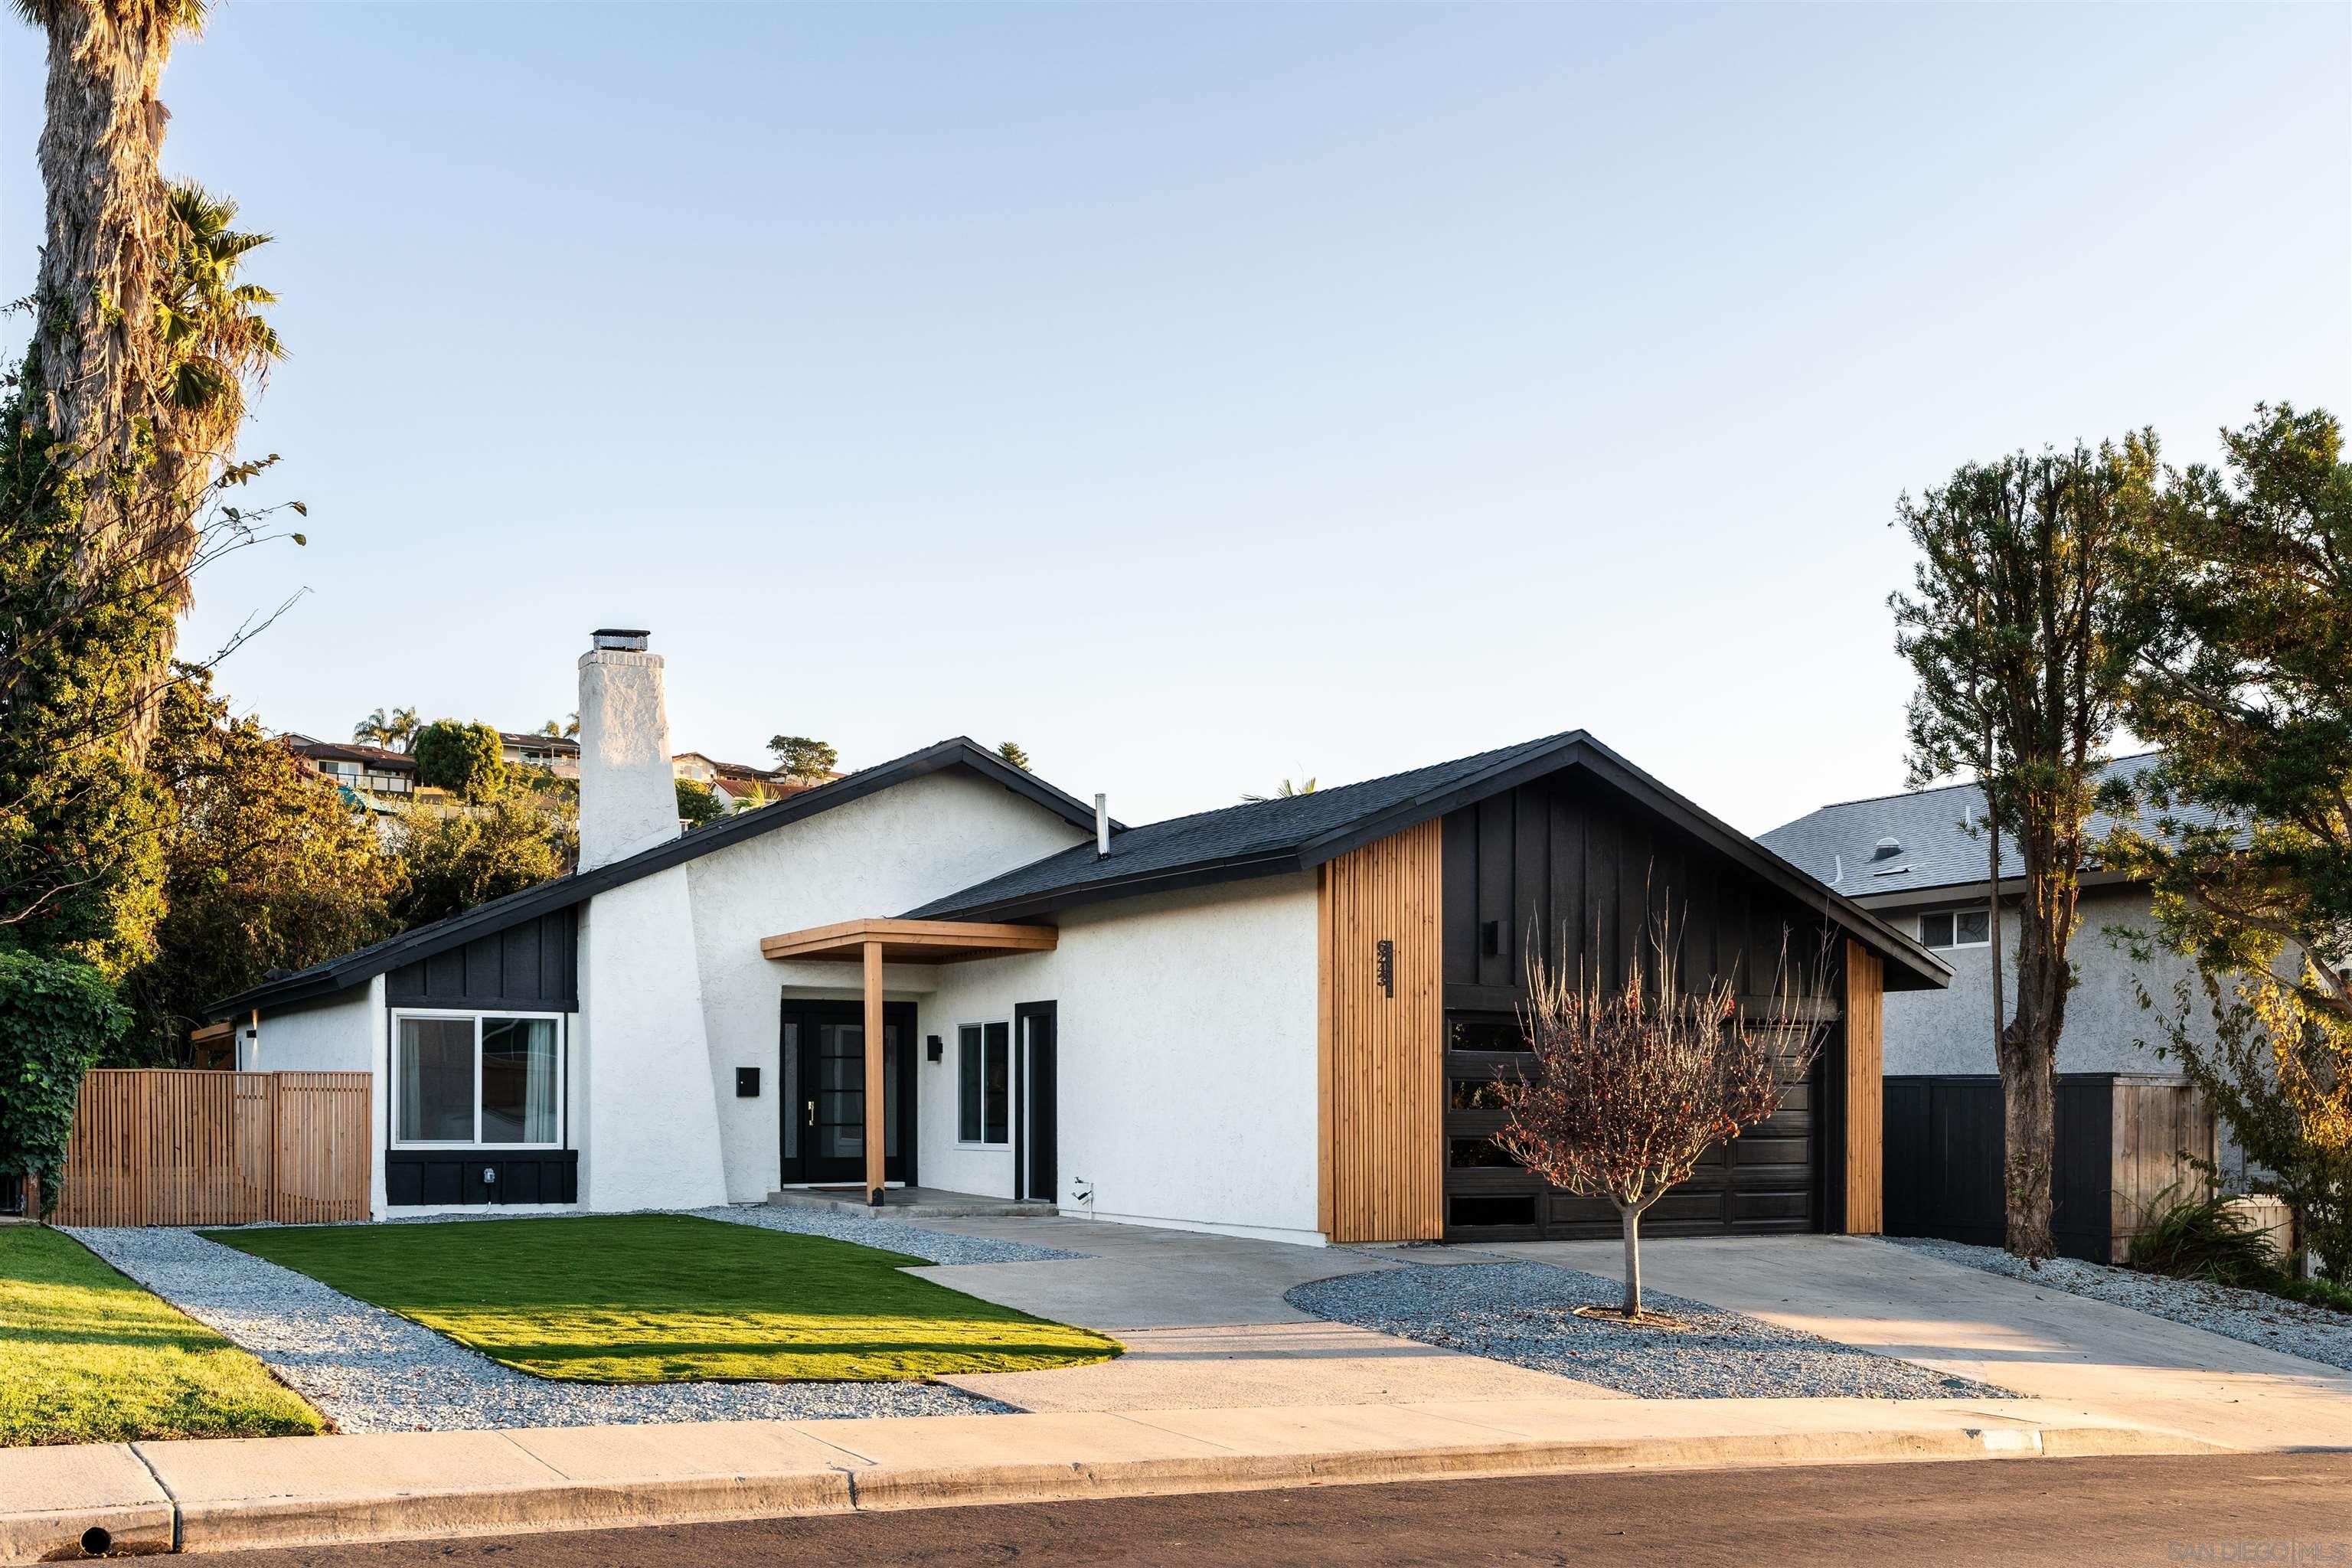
2, 1417, 2213, 1561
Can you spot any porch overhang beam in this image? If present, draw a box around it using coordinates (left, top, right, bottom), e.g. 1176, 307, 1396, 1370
759, 918, 1058, 965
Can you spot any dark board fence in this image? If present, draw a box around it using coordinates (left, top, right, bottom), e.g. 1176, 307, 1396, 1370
1884, 1073, 2214, 1263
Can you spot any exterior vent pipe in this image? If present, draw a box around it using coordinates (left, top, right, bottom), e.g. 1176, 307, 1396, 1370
1095, 793, 1109, 858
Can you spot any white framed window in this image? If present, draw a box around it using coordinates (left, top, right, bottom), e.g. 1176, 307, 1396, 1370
1919, 907, 1991, 951
957, 1021, 1011, 1147
392, 1009, 564, 1148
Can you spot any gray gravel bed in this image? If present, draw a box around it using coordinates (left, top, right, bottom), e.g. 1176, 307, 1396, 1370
1288, 1260, 2016, 1400
688, 1204, 1088, 1263
63, 1224, 1017, 1432
1889, 1236, 2352, 1374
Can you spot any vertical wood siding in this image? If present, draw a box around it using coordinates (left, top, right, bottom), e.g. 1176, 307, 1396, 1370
1318, 819, 1444, 1243
54, 1070, 371, 1226
1843, 940, 1885, 1234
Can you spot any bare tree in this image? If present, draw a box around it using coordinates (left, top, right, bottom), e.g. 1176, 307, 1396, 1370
1496, 911, 1834, 1319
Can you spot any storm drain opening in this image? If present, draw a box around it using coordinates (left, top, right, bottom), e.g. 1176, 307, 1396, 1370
80, 1524, 113, 1556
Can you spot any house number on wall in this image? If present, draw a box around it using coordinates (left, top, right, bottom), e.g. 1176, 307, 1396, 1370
1375, 939, 1394, 998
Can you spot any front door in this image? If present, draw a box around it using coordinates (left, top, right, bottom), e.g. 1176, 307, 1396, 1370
779, 999, 916, 1187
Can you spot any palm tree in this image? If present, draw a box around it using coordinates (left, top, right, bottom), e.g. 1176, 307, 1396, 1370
539, 714, 579, 740
354, 706, 420, 752
1241, 776, 1317, 803
153, 178, 283, 459
14, 0, 220, 764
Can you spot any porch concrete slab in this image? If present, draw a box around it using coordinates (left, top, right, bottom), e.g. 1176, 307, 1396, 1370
0, 1442, 174, 1563
936, 1321, 1629, 1411
902, 1220, 1397, 1328
1480, 1234, 2352, 1450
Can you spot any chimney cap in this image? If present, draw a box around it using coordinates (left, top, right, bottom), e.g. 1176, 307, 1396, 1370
591, 629, 651, 652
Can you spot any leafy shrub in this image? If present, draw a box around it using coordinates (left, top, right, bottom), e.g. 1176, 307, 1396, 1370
0, 952, 128, 1213
2271, 1274, 2352, 1315
2127, 1183, 2282, 1288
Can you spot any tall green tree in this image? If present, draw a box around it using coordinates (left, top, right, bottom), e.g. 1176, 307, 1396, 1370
2106, 403, 2352, 1276
117, 668, 397, 1064
995, 740, 1031, 771
393, 795, 573, 929
1893, 437, 2151, 1260
768, 734, 837, 780
675, 777, 724, 828
410, 720, 507, 799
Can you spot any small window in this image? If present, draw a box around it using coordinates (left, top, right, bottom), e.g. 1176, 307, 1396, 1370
1449, 1076, 1511, 1111
1920, 907, 1991, 950
958, 1022, 1011, 1146
1447, 1194, 1536, 1228
1448, 1014, 1530, 1054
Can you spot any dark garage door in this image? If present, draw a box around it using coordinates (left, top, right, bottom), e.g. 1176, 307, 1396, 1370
1440, 1011, 1821, 1242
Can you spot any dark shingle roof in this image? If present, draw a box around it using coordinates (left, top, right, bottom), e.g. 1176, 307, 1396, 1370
908, 729, 1949, 991
1757, 752, 2230, 900
209, 737, 1103, 1019
906, 733, 1574, 921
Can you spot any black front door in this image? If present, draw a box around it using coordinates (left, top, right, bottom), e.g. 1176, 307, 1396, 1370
779, 999, 916, 1187
1015, 1001, 1057, 1204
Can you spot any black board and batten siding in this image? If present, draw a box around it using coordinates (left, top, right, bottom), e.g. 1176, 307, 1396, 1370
1439, 769, 1848, 1242
384, 907, 580, 1207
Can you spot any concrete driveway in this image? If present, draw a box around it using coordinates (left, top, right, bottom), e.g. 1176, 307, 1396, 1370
1481, 1234, 2352, 1450
902, 1217, 1628, 1412
904, 1217, 2352, 1448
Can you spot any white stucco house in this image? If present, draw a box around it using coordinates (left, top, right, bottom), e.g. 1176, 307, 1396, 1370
214, 630, 1946, 1246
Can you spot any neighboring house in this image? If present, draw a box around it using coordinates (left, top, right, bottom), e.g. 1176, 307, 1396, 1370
671, 752, 822, 812
286, 738, 420, 801
1759, 754, 2228, 1079
211, 629, 1946, 1246
502, 731, 581, 779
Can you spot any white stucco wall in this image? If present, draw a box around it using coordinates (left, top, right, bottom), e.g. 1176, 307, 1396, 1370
683, 769, 1092, 1204
577, 868, 730, 1212
253, 976, 391, 1216
920, 874, 1324, 1245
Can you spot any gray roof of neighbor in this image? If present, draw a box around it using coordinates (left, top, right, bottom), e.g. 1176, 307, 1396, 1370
907, 729, 1949, 990
1757, 752, 2230, 900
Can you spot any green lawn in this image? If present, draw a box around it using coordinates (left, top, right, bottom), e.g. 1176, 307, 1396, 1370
1, 1226, 323, 1446
205, 1214, 1122, 1383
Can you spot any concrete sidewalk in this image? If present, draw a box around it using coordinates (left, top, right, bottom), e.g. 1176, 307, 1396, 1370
0, 1394, 2209, 1563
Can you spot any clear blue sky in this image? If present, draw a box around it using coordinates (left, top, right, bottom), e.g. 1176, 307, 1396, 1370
5, 3, 2346, 831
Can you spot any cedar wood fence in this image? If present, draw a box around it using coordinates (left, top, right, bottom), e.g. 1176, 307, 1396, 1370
51, 1070, 371, 1227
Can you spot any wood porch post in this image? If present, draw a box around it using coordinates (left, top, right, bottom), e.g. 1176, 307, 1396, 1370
863, 940, 885, 1206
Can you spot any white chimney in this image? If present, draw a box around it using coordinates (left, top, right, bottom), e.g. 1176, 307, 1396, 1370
1095, 793, 1110, 858
577, 629, 679, 870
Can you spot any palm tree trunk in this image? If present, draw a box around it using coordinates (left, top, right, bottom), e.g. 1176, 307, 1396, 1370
27, 0, 196, 764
